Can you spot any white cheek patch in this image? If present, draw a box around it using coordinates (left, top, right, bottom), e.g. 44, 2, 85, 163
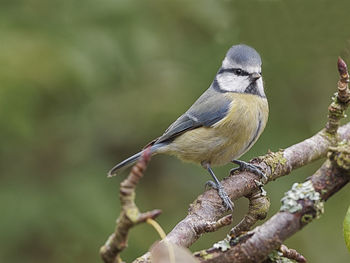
219, 58, 264, 95
216, 73, 250, 93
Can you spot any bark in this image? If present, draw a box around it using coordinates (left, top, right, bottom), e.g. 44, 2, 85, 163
196, 160, 349, 262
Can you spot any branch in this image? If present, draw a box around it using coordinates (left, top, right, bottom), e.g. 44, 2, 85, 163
100, 149, 162, 263
229, 190, 270, 238
196, 157, 350, 262
277, 244, 307, 263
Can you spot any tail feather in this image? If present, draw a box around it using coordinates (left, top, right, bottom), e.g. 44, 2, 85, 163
107, 143, 166, 177
108, 151, 142, 177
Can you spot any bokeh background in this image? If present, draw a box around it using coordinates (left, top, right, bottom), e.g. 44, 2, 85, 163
1, 0, 350, 262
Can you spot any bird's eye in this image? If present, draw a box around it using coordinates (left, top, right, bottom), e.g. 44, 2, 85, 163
234, 69, 243, 75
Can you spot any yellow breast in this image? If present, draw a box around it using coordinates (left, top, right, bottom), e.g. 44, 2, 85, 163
160, 93, 268, 166
211, 93, 269, 164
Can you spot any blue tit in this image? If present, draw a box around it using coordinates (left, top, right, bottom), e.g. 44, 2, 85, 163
108, 44, 268, 211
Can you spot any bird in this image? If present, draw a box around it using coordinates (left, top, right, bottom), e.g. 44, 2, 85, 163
108, 44, 269, 211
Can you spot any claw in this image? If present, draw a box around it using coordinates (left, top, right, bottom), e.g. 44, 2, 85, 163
202, 162, 234, 211
205, 180, 217, 190
218, 186, 234, 211
231, 160, 267, 183
205, 180, 234, 210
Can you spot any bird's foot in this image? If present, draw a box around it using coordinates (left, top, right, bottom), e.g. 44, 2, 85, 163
230, 159, 267, 183
205, 180, 234, 211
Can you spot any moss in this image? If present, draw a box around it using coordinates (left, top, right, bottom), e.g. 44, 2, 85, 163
250, 196, 270, 219
320, 129, 338, 145
328, 140, 350, 171
326, 90, 350, 136
194, 250, 214, 260
125, 207, 140, 222
267, 250, 297, 263
301, 214, 313, 224
260, 150, 287, 174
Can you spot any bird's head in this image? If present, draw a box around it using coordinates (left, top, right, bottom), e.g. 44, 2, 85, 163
215, 44, 265, 97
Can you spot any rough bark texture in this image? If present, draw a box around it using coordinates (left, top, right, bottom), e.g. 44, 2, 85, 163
196, 160, 349, 263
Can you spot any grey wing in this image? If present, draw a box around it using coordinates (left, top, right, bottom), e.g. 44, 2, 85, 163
155, 86, 231, 144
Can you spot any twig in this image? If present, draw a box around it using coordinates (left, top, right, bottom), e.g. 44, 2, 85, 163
195, 215, 233, 234
278, 244, 306, 263
260, 244, 306, 263
100, 149, 162, 263
229, 190, 270, 238
326, 57, 350, 136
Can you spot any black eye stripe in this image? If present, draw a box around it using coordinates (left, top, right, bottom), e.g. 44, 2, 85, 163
217, 68, 249, 76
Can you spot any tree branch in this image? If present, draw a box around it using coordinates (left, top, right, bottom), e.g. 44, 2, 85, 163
100, 149, 162, 263
229, 190, 270, 238
195, 158, 349, 263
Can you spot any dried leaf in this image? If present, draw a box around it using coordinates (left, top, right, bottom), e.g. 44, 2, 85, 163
150, 241, 199, 263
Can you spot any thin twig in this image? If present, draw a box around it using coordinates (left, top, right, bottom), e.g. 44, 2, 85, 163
229, 190, 270, 238
325, 57, 350, 136
100, 148, 162, 263
279, 244, 307, 263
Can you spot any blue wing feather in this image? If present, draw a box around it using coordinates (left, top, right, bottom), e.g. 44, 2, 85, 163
155, 85, 231, 144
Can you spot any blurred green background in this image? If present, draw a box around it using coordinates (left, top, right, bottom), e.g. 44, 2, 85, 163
1, 0, 350, 262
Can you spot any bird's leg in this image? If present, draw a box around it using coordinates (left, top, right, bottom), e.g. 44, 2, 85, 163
230, 159, 267, 196
202, 162, 234, 211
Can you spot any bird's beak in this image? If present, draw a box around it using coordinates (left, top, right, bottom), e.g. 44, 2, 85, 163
250, 72, 261, 81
